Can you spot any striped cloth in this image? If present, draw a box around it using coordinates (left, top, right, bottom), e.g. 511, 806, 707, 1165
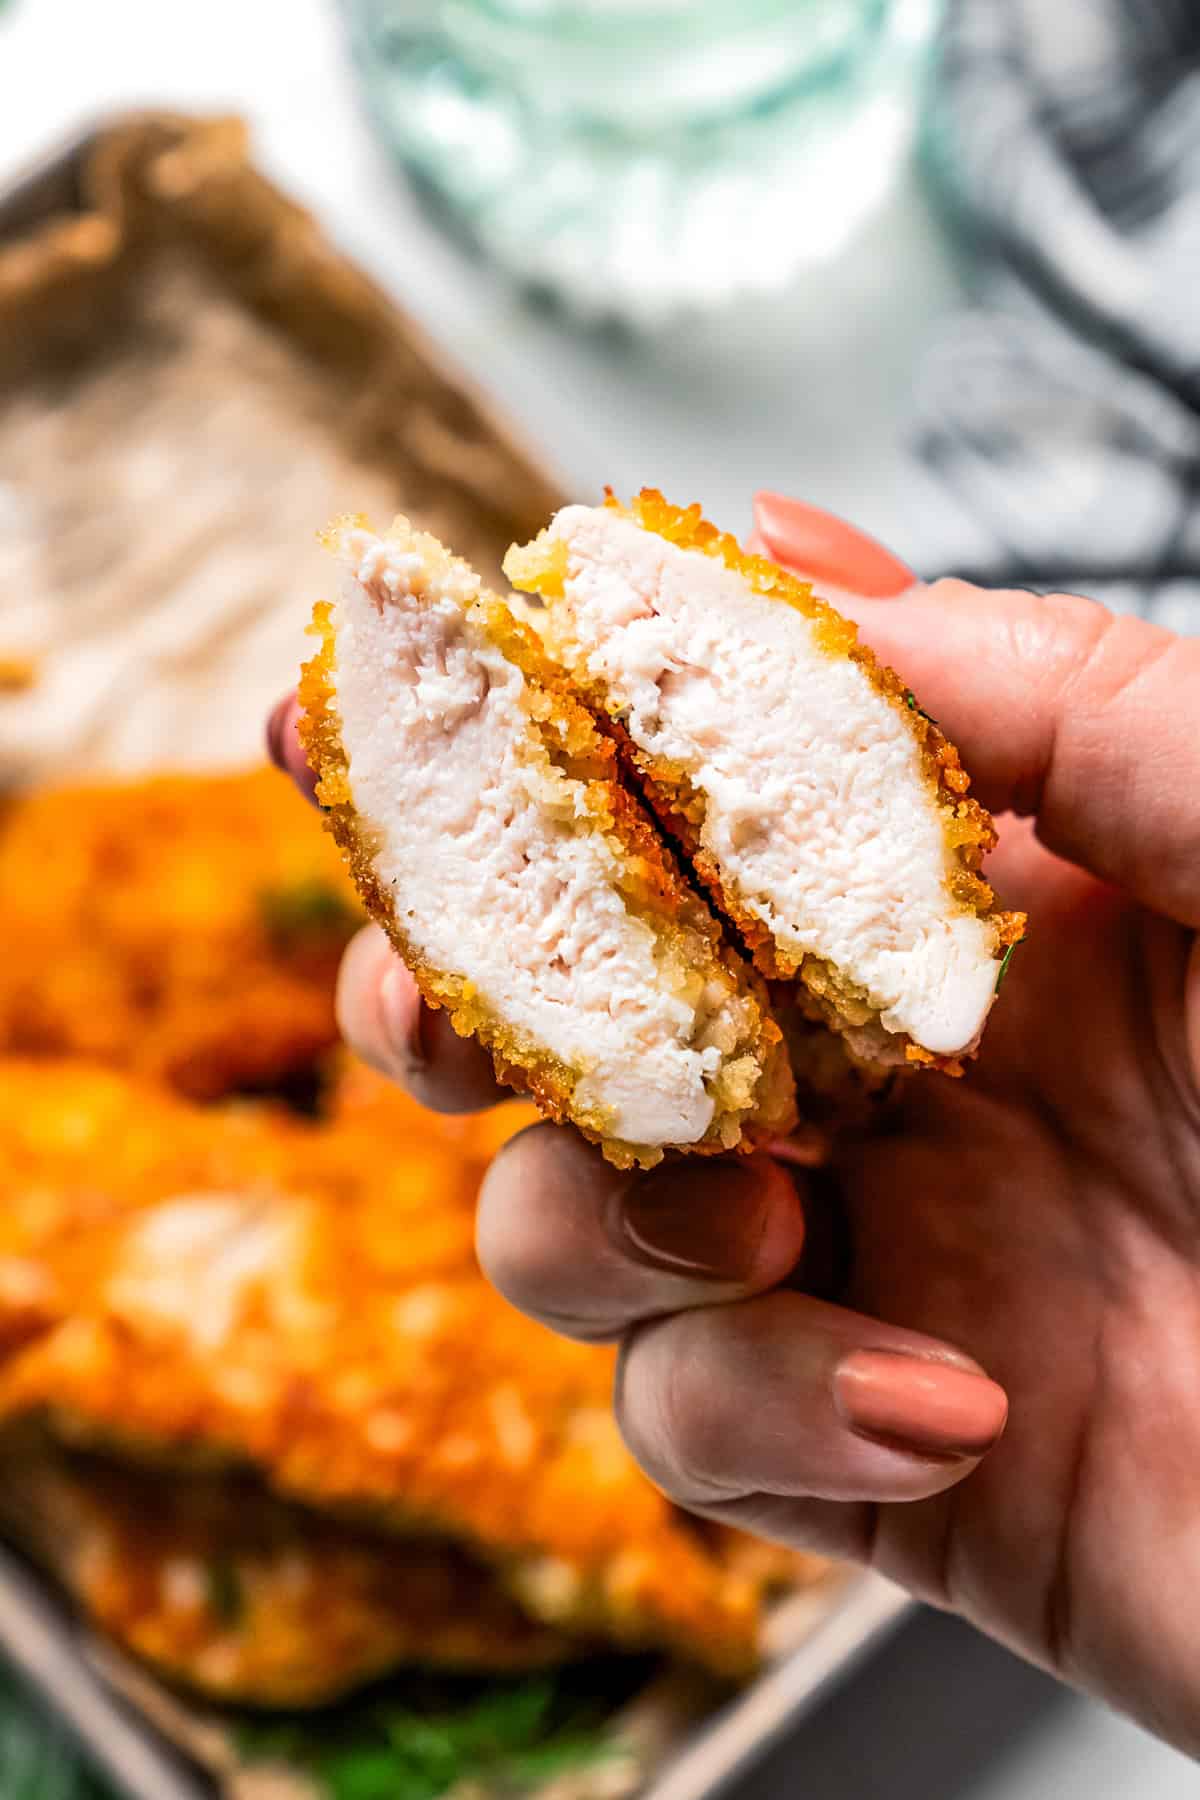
911, 0, 1200, 628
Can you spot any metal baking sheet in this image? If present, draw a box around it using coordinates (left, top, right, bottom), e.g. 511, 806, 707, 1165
0, 1541, 213, 1800
643, 1576, 911, 1800
0, 1539, 909, 1800
0, 114, 916, 1800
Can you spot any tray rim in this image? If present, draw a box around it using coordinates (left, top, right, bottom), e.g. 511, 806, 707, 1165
642, 1573, 911, 1800
0, 1535, 912, 1800
0, 1539, 214, 1800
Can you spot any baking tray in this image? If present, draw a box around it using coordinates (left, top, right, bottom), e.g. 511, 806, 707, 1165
0, 1533, 909, 1800
0, 113, 914, 1800
0, 110, 564, 785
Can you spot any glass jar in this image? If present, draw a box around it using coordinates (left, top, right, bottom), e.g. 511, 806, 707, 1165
344, 0, 942, 327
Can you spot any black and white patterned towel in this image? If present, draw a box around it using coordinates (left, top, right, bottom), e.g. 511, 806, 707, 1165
910, 0, 1200, 628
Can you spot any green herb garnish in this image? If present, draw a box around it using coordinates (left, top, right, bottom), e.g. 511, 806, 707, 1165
904, 691, 939, 727
0, 1662, 112, 1799
995, 941, 1020, 994
258, 880, 358, 948
238, 1667, 629, 1800
206, 1559, 245, 1628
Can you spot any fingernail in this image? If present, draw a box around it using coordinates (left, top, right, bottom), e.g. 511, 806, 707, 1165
753, 492, 915, 598
265, 693, 295, 771
834, 1349, 1008, 1459
620, 1159, 775, 1283
377, 963, 426, 1072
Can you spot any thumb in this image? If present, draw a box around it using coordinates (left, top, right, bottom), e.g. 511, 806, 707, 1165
831, 578, 1200, 930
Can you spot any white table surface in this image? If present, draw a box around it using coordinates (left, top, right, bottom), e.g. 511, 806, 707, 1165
0, 0, 1194, 1792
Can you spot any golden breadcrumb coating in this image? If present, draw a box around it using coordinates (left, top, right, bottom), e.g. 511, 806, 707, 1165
299, 518, 795, 1168
0, 656, 37, 693
507, 490, 1026, 1080
0, 1061, 817, 1686
0, 770, 362, 1099
3, 1450, 569, 1705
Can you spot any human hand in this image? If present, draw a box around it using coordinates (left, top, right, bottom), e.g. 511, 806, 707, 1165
270, 495, 1200, 1751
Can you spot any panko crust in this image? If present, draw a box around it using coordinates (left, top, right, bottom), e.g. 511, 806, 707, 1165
4, 1450, 570, 1707
298, 519, 795, 1167
0, 1060, 820, 1683
508, 490, 1026, 1079
0, 769, 361, 1100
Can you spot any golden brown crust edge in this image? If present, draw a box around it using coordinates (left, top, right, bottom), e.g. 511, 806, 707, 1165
297, 532, 796, 1166
510, 489, 1027, 1080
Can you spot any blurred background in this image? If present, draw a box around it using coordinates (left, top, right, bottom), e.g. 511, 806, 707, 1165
0, 0, 1198, 1795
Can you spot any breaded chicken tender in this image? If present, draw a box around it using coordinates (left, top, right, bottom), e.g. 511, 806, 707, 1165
4, 1451, 568, 1706
299, 518, 795, 1167
0, 770, 361, 1099
506, 491, 1025, 1075
0, 1058, 522, 1349
0, 1062, 811, 1696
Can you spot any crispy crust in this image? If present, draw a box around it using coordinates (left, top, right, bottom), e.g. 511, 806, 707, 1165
299, 520, 795, 1167
4, 1450, 569, 1706
0, 1059, 817, 1681
0, 769, 361, 1100
508, 490, 1026, 1078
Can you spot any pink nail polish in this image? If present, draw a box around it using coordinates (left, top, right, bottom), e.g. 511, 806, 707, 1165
834, 1349, 1008, 1459
265, 694, 294, 770
753, 492, 915, 598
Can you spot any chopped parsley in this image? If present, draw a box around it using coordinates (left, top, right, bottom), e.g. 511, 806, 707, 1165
237, 1664, 640, 1800
258, 879, 358, 948
206, 1559, 245, 1629
995, 942, 1020, 994
0, 1661, 112, 1799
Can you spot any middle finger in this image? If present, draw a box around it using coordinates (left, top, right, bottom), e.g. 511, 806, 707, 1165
476, 1124, 806, 1343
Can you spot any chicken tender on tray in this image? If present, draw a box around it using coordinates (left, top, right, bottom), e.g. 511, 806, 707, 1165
4, 1451, 569, 1707
299, 518, 796, 1168
0, 1059, 520, 1349
506, 491, 1025, 1076
0, 1062, 813, 1700
0, 770, 361, 1099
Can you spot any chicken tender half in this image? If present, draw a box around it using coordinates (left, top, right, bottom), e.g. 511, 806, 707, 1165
506, 491, 1025, 1075
0, 770, 361, 1100
0, 1062, 813, 1693
300, 518, 795, 1167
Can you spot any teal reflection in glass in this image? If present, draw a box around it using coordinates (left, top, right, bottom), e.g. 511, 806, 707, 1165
344, 0, 942, 325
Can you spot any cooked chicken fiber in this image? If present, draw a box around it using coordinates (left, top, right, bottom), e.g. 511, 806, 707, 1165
0, 1061, 815, 1696
506, 491, 1025, 1074
299, 517, 795, 1167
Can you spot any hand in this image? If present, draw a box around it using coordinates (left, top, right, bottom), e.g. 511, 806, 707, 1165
269, 495, 1200, 1753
